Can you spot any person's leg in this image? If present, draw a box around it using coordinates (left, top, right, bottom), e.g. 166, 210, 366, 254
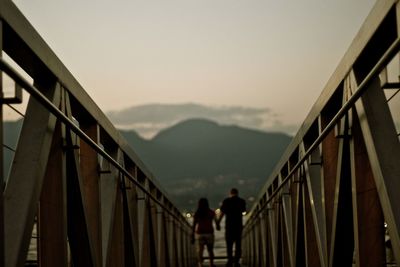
197, 236, 205, 267
225, 233, 234, 266
234, 233, 242, 265
206, 243, 214, 267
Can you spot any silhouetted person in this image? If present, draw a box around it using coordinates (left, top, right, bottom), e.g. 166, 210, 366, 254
192, 198, 219, 267
217, 188, 246, 267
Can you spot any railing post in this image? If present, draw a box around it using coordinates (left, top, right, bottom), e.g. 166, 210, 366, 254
158, 209, 169, 267
4, 76, 60, 267
38, 84, 68, 267
124, 163, 139, 266
65, 94, 96, 267
352, 75, 400, 264
149, 185, 159, 266
349, 106, 385, 267
99, 144, 124, 267
0, 18, 4, 267
80, 118, 102, 266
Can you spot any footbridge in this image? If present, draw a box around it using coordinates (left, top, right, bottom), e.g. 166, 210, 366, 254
1, 0, 400, 266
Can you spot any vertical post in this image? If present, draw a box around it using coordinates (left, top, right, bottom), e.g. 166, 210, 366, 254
350, 108, 385, 267
64, 94, 95, 267
352, 75, 400, 263
38, 90, 68, 267
158, 209, 168, 267
125, 163, 139, 267
80, 120, 101, 266
0, 19, 4, 267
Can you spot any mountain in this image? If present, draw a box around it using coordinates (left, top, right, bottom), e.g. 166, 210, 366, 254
3, 119, 292, 211
106, 103, 299, 138
121, 119, 292, 211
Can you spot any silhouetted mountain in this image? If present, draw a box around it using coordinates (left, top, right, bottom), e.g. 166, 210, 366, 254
106, 103, 299, 138
3, 119, 292, 211
121, 119, 292, 210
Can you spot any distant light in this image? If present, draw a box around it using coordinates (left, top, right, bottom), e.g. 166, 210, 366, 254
186, 213, 192, 218
384, 222, 388, 228
242, 211, 247, 216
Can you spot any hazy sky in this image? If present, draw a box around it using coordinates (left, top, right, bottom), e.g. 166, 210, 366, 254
12, 0, 376, 127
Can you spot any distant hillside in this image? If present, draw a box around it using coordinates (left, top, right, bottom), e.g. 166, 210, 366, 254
3, 119, 292, 211
121, 119, 292, 211
106, 103, 299, 138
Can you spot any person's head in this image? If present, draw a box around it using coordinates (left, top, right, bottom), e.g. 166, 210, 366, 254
230, 188, 239, 197
197, 198, 209, 210
195, 198, 210, 217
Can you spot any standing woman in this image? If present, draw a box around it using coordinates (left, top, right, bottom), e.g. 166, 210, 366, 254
192, 198, 219, 267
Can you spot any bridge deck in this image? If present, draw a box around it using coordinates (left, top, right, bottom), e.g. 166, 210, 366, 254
205, 263, 246, 267
201, 258, 246, 267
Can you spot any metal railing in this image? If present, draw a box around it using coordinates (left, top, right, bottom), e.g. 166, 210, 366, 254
0, 0, 195, 266
242, 0, 400, 266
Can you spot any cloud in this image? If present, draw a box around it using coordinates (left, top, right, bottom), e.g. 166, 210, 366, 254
106, 103, 298, 138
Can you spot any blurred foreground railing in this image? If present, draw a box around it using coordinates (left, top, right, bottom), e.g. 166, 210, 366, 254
0, 1, 195, 266
242, 0, 400, 266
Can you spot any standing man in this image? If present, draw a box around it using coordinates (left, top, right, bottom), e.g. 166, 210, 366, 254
217, 188, 246, 267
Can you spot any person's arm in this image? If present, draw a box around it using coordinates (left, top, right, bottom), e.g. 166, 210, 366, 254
216, 200, 226, 230
215, 211, 223, 231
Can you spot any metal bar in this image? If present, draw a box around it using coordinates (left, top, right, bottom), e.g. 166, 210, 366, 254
99, 147, 119, 266
0, 18, 4, 267
350, 108, 385, 267
246, 36, 400, 221
320, 120, 340, 259
4, 79, 60, 267
0, 58, 190, 227
107, 185, 125, 267
5, 103, 25, 118
2, 143, 15, 152
387, 88, 400, 102
121, 178, 136, 267
38, 118, 68, 267
79, 121, 102, 266
66, 129, 95, 267
303, 144, 327, 267
302, 181, 321, 267
352, 75, 400, 264
124, 167, 140, 267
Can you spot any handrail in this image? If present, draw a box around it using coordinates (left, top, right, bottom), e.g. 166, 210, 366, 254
0, 57, 190, 226
242, 1, 400, 265
245, 36, 400, 223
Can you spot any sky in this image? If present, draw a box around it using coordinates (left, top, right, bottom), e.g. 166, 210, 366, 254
10, 0, 377, 135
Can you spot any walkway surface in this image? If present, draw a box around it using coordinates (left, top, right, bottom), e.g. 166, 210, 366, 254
199, 226, 247, 267
199, 259, 246, 267
200, 264, 245, 267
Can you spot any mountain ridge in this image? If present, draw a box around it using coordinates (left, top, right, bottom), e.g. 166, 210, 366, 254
120, 118, 292, 210
3, 118, 292, 211
106, 103, 299, 138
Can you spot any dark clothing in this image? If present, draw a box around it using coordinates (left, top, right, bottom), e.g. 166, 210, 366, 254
220, 196, 246, 231
220, 195, 246, 265
193, 209, 215, 234
226, 231, 242, 264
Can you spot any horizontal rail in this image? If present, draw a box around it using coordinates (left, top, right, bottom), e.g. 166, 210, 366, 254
246, 35, 400, 223
242, 2, 400, 265
0, 57, 189, 226
0, 2, 196, 265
